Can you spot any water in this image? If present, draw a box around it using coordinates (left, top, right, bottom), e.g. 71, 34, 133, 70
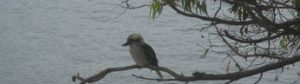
0, 0, 299, 84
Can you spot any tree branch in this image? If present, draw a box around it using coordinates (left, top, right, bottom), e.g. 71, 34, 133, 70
72, 55, 300, 84
223, 30, 286, 44
72, 65, 140, 84
191, 55, 300, 80
220, 30, 286, 60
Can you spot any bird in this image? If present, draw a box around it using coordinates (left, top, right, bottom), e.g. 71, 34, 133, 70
122, 33, 163, 78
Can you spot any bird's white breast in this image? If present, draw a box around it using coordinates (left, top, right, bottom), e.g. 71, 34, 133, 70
129, 45, 148, 66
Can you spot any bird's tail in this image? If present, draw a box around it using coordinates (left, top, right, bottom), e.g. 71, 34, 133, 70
155, 69, 163, 78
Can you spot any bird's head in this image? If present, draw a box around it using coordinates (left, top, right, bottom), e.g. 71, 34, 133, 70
122, 33, 144, 46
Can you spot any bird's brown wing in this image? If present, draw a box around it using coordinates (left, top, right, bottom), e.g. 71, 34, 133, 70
141, 43, 163, 78
140, 43, 158, 66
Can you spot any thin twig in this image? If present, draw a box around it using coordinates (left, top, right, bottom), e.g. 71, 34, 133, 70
254, 73, 263, 84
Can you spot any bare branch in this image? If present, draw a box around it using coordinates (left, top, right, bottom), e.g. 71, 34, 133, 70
192, 54, 300, 80
223, 30, 286, 44
218, 30, 286, 60
72, 65, 139, 84
120, 0, 150, 9
72, 54, 300, 84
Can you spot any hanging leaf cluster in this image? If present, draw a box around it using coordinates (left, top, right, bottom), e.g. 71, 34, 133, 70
150, 0, 208, 19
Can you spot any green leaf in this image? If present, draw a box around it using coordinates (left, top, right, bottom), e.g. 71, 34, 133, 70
182, 0, 192, 12
191, 0, 196, 7
181, 0, 186, 9
196, 1, 201, 14
229, 5, 239, 13
242, 10, 249, 20
150, 3, 153, 17
201, 0, 208, 15
280, 36, 287, 49
149, 1, 162, 19
196, 1, 202, 14
150, 2, 156, 19
237, 8, 243, 20
294, 0, 300, 8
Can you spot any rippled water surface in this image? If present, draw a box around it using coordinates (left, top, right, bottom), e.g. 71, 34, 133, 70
0, 0, 299, 84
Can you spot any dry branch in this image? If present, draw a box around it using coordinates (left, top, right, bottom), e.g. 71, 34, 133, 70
72, 55, 300, 84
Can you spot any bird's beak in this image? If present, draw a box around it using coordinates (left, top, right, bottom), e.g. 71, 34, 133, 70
122, 41, 129, 46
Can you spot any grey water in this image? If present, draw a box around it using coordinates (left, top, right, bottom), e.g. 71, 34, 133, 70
0, 0, 299, 84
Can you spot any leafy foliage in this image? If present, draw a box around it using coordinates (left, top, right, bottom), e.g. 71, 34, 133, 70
150, 0, 208, 18
150, 0, 163, 19
229, 3, 249, 21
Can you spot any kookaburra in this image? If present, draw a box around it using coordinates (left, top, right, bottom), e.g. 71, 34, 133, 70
122, 33, 163, 78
